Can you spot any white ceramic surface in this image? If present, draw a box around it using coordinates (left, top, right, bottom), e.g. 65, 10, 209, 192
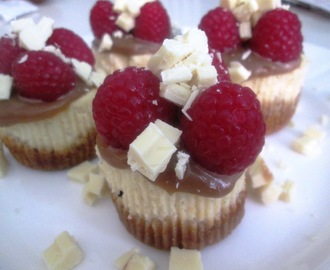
1, 1, 330, 270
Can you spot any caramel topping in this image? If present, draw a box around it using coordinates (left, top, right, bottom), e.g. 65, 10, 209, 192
0, 81, 88, 127
222, 48, 302, 78
93, 36, 161, 56
96, 135, 242, 198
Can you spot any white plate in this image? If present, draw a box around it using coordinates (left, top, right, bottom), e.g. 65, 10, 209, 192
1, 1, 330, 269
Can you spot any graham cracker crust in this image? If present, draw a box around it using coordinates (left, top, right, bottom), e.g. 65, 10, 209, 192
111, 190, 246, 250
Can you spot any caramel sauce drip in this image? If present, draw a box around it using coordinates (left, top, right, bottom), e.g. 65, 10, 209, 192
0, 81, 88, 127
222, 48, 302, 78
96, 135, 242, 198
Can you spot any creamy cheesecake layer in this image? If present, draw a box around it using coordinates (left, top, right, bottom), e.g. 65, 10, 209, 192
98, 148, 246, 249
0, 90, 96, 170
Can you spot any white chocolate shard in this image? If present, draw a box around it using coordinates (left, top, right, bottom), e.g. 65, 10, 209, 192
114, 247, 156, 270
0, 74, 13, 100
160, 83, 191, 107
71, 59, 93, 83
179, 51, 212, 69
18, 16, 54, 50
89, 70, 106, 87
182, 88, 200, 121
161, 66, 193, 85
280, 180, 295, 202
247, 156, 274, 188
304, 127, 326, 140
99, 33, 113, 52
67, 161, 98, 183
239, 21, 252, 40
169, 247, 204, 270
260, 182, 282, 205
43, 45, 71, 64
115, 248, 139, 269
291, 127, 325, 155
83, 172, 108, 205
116, 12, 135, 32
148, 39, 194, 77
154, 119, 182, 145
125, 254, 156, 270
175, 151, 190, 180
43, 231, 84, 270
228, 61, 251, 83
194, 65, 218, 88
179, 28, 209, 53
10, 18, 34, 32
113, 0, 127, 13
149, 28, 216, 107
128, 122, 177, 181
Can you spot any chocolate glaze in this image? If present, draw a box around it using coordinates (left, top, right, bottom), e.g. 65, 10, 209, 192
96, 135, 243, 198
222, 48, 302, 78
0, 81, 89, 127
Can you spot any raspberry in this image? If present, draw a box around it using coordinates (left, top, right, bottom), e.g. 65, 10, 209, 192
209, 49, 231, 82
199, 7, 240, 53
0, 36, 26, 75
93, 67, 175, 149
90, 0, 120, 39
133, 1, 171, 43
47, 28, 95, 66
181, 82, 265, 175
250, 8, 303, 62
12, 51, 76, 102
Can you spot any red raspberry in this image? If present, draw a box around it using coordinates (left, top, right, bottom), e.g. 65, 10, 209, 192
209, 49, 231, 82
133, 1, 171, 43
12, 51, 76, 102
93, 67, 176, 149
0, 36, 26, 75
89, 0, 120, 39
199, 7, 240, 53
181, 82, 265, 175
250, 8, 303, 62
47, 28, 95, 66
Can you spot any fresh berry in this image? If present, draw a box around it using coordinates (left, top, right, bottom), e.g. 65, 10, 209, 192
0, 36, 26, 75
12, 51, 76, 102
199, 7, 240, 53
93, 67, 175, 149
47, 28, 95, 66
133, 1, 171, 43
181, 81, 265, 175
250, 8, 303, 62
209, 49, 231, 82
90, 0, 120, 39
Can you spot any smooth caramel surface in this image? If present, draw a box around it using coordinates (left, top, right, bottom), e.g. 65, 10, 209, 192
96, 135, 242, 198
0, 81, 89, 127
222, 48, 302, 78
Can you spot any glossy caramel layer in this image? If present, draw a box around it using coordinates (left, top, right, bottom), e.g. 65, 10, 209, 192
96, 135, 242, 198
0, 81, 89, 127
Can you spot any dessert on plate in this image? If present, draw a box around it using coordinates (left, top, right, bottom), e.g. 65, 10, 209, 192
89, 0, 171, 74
93, 29, 266, 250
0, 17, 104, 170
199, 0, 306, 134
